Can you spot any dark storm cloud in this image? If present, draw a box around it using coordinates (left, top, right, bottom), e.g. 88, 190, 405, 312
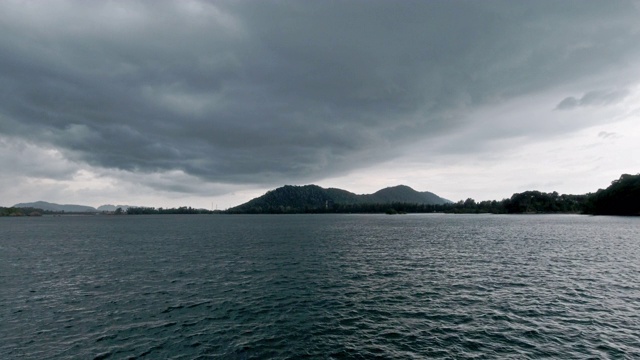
1, 0, 640, 191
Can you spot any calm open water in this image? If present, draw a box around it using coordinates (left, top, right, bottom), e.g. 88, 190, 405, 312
1, 214, 639, 359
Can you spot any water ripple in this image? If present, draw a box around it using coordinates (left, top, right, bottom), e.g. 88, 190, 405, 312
2, 214, 640, 359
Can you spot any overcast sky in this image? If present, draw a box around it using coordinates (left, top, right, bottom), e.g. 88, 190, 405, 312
1, 0, 639, 209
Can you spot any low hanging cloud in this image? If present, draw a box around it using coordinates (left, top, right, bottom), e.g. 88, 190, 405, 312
1, 1, 640, 195
0, 136, 81, 181
555, 89, 631, 110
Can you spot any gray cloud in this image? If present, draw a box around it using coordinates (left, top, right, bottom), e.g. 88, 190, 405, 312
556, 97, 580, 110
598, 131, 620, 139
0, 136, 81, 181
1, 0, 640, 194
556, 89, 631, 110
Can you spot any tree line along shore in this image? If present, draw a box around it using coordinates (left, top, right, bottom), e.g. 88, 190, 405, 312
2, 173, 639, 217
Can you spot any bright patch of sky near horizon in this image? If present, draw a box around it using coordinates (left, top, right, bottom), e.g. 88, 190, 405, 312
1, 1, 639, 209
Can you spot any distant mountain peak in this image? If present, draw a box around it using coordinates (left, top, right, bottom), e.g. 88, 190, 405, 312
13, 201, 97, 212
381, 184, 413, 190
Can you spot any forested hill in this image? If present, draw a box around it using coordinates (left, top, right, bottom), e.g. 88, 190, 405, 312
361, 185, 449, 204
423, 173, 640, 215
227, 184, 451, 213
585, 173, 640, 215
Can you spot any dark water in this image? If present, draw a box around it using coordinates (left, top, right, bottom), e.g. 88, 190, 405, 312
1, 214, 639, 359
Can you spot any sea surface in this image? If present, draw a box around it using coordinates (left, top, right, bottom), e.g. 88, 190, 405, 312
1, 214, 639, 359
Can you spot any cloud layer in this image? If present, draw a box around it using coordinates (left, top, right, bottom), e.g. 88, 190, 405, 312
556, 89, 631, 110
1, 1, 640, 205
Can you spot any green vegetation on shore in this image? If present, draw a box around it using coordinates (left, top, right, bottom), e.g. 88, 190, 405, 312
123, 206, 217, 215
583, 174, 640, 215
0, 206, 218, 216
224, 192, 588, 215
225, 174, 639, 215
0, 207, 44, 217
3, 174, 639, 217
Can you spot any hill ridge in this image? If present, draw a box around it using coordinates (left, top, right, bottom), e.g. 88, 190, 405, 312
13, 201, 97, 212
228, 184, 451, 213
12, 201, 136, 212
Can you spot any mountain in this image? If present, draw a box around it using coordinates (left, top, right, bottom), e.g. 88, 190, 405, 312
364, 185, 450, 204
13, 201, 97, 212
227, 184, 451, 213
